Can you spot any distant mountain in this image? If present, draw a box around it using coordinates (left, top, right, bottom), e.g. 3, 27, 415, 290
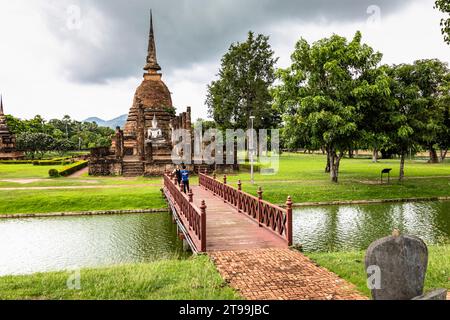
84, 114, 128, 130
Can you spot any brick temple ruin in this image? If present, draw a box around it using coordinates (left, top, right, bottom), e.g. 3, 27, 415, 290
89, 13, 197, 177
0, 96, 24, 160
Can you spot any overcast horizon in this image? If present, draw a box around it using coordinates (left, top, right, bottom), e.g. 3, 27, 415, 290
0, 0, 449, 122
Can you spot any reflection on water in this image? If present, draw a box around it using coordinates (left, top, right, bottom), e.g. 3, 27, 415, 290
0, 213, 187, 276
293, 201, 450, 252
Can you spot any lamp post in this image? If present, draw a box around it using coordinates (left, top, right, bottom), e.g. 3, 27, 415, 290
250, 116, 256, 185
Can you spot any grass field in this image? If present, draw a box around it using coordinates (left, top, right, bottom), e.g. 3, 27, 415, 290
0, 164, 67, 179
226, 154, 450, 204
0, 186, 167, 214
0, 255, 240, 300
1, 154, 450, 214
306, 245, 450, 298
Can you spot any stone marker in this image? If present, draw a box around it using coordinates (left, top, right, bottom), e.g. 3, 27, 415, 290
365, 232, 428, 300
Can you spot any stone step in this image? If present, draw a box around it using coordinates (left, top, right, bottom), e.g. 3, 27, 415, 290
122, 161, 144, 177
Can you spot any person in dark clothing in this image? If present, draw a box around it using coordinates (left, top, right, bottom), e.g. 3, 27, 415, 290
180, 165, 190, 193
172, 166, 182, 186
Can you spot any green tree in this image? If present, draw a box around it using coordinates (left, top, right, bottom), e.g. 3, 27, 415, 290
16, 132, 55, 159
387, 64, 428, 181
435, 0, 450, 44
412, 59, 449, 163
436, 71, 450, 160
206, 31, 280, 131
274, 31, 383, 182
52, 138, 76, 155
352, 65, 393, 163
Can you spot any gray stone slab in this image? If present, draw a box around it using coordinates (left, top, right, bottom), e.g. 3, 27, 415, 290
365, 234, 428, 300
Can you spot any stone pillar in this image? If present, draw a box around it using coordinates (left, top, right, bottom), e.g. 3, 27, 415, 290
114, 127, 124, 159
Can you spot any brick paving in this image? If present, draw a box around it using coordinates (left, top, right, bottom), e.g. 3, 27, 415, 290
209, 248, 367, 300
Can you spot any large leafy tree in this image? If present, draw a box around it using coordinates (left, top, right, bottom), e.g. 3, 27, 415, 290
353, 65, 393, 162
436, 71, 450, 160
412, 59, 449, 163
436, 0, 450, 44
16, 132, 55, 159
274, 31, 384, 183
387, 64, 428, 181
206, 31, 280, 131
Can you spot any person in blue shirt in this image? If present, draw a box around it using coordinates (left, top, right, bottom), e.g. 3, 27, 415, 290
180, 165, 190, 194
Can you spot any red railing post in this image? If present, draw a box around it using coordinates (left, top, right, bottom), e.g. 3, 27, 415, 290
257, 187, 263, 227
188, 189, 194, 203
286, 196, 293, 246
237, 180, 242, 212
180, 180, 185, 193
200, 200, 207, 252
223, 175, 227, 203
213, 173, 217, 180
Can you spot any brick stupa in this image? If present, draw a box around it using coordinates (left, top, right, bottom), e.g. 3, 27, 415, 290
89, 12, 193, 177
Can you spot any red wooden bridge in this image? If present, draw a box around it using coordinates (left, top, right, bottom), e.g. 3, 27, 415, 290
163, 172, 293, 253
163, 172, 367, 300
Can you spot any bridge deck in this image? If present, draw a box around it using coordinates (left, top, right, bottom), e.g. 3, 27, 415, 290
190, 186, 286, 252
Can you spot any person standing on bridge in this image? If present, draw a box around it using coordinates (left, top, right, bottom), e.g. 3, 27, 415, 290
172, 165, 182, 186
181, 165, 190, 194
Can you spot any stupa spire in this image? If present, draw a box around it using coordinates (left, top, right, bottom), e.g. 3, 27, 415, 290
0, 95, 3, 115
144, 10, 161, 73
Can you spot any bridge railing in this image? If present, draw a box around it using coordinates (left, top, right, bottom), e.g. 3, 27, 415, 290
199, 173, 293, 246
164, 174, 206, 252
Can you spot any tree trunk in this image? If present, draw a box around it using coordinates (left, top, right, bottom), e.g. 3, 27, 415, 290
399, 153, 406, 182
348, 145, 354, 159
440, 149, 448, 162
330, 150, 342, 183
429, 147, 439, 163
325, 149, 331, 173
372, 148, 378, 163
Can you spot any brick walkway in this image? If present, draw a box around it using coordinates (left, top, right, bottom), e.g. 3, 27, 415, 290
210, 248, 367, 300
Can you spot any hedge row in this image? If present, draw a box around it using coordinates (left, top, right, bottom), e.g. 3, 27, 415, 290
0, 157, 74, 165
49, 161, 89, 178
33, 160, 74, 166
0, 160, 33, 164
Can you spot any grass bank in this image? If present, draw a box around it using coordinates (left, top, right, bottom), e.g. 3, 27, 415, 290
0, 255, 240, 300
0, 186, 167, 215
225, 154, 450, 205
306, 245, 450, 298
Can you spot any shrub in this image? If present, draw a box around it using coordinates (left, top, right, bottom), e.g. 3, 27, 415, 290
48, 169, 60, 178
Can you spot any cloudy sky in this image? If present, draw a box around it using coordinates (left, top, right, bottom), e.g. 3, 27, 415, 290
0, 0, 449, 122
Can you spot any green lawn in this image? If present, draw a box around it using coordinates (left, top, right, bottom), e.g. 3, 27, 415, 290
0, 186, 167, 214
0, 255, 240, 300
225, 154, 450, 205
0, 164, 67, 179
306, 245, 450, 298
